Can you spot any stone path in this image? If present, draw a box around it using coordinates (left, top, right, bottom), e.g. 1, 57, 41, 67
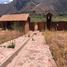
6, 31, 57, 67
0, 31, 33, 67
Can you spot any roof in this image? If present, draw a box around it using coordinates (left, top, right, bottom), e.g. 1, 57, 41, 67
0, 14, 29, 22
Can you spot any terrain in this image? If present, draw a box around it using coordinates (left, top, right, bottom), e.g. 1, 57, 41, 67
0, 0, 67, 15
44, 31, 67, 67
0, 30, 23, 44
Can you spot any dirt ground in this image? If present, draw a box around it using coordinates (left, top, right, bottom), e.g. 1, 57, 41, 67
0, 30, 23, 44
6, 31, 57, 67
44, 31, 67, 67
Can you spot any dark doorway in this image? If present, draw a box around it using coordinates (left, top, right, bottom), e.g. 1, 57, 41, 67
46, 12, 53, 30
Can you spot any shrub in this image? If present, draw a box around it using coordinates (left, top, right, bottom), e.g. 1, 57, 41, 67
3, 46, 6, 48
7, 42, 15, 49
28, 34, 30, 37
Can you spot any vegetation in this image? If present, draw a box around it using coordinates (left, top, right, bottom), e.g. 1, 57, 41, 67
7, 42, 15, 49
52, 16, 67, 22
44, 31, 67, 67
31, 14, 46, 22
31, 14, 67, 22
0, 30, 23, 44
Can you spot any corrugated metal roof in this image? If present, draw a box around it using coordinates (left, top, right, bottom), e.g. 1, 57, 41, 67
0, 14, 29, 22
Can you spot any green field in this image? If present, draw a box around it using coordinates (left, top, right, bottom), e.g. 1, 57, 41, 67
52, 16, 67, 22
31, 14, 67, 22
31, 15, 46, 22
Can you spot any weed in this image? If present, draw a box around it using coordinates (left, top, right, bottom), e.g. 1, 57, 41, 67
7, 42, 15, 49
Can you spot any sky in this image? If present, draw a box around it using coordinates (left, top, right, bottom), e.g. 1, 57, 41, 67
0, 0, 13, 4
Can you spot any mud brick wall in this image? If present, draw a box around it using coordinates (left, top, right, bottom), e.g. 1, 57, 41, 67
24, 22, 30, 34
37, 22, 45, 31
52, 22, 67, 30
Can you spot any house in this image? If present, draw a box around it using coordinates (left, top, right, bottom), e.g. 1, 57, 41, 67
0, 14, 30, 33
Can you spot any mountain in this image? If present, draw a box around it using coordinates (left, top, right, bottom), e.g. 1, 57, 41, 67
0, 0, 30, 15
25, 0, 67, 15
0, 0, 67, 15
0, 3, 16, 15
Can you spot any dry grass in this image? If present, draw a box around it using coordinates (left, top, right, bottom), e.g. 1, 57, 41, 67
0, 30, 23, 44
44, 31, 67, 67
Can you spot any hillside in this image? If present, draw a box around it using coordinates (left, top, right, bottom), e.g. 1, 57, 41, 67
0, 0, 67, 15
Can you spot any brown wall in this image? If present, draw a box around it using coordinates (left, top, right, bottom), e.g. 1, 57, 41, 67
37, 22, 45, 31
30, 21, 67, 31
29, 23, 35, 31
29, 22, 45, 31
1, 21, 67, 32
51, 22, 67, 30
24, 21, 29, 34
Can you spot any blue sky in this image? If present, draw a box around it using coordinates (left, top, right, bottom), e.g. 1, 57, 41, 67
0, 0, 13, 4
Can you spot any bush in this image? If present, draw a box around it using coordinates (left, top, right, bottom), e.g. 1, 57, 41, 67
3, 46, 6, 48
28, 34, 30, 37
7, 42, 15, 49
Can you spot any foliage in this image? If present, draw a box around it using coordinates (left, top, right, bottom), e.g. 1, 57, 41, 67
52, 16, 67, 22
44, 31, 67, 67
7, 42, 15, 49
0, 31, 23, 44
31, 14, 46, 22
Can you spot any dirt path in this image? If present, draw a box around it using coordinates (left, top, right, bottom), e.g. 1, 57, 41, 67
6, 31, 57, 67
0, 31, 33, 67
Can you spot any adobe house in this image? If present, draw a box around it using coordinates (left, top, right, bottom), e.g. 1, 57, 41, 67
0, 14, 30, 34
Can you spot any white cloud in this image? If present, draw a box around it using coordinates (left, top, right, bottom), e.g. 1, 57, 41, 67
4, 1, 8, 4
9, 0, 13, 2
0, 0, 13, 4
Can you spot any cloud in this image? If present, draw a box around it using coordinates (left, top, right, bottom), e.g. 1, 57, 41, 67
0, 0, 13, 4
9, 0, 13, 2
